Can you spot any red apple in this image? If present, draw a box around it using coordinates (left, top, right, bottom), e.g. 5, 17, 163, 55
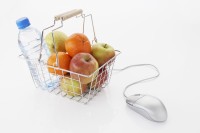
70, 53, 99, 84
91, 43, 115, 66
89, 67, 108, 89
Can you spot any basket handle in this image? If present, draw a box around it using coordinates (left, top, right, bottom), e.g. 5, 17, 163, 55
54, 9, 83, 21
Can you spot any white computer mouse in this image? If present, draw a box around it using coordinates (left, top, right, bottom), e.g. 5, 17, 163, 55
126, 94, 168, 122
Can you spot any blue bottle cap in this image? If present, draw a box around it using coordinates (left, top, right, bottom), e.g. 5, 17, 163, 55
16, 17, 31, 29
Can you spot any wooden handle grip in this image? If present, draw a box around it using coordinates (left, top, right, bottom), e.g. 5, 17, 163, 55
54, 9, 83, 21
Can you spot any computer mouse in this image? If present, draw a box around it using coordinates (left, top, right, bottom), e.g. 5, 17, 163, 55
126, 94, 168, 122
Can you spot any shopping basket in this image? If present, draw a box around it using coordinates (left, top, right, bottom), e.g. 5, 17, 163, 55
20, 9, 120, 104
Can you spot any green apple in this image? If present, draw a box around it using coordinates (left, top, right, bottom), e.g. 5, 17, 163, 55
60, 77, 87, 96
45, 31, 67, 53
91, 43, 115, 66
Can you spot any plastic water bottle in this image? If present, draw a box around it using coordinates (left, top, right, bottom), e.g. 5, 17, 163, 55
16, 17, 57, 90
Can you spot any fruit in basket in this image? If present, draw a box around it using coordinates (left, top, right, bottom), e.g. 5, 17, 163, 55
89, 67, 108, 89
91, 43, 115, 66
60, 76, 87, 96
45, 31, 67, 53
70, 53, 99, 84
65, 33, 91, 57
47, 52, 71, 75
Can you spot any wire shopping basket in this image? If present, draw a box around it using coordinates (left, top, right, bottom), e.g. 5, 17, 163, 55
20, 9, 120, 104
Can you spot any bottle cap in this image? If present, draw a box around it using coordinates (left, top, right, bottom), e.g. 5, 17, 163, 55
16, 17, 31, 29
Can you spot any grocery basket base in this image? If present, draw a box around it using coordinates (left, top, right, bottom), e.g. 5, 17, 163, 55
39, 85, 103, 104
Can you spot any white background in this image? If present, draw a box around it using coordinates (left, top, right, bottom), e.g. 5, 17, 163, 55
0, 0, 200, 133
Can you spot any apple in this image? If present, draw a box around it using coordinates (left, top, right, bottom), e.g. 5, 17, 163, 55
91, 43, 115, 66
45, 31, 67, 53
60, 76, 87, 96
89, 67, 108, 89
70, 53, 99, 84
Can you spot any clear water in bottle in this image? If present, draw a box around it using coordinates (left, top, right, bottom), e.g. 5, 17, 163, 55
16, 17, 58, 90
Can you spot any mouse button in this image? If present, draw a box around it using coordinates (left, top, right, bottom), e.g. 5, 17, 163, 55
126, 98, 133, 106
126, 94, 145, 105
135, 95, 157, 106
126, 100, 133, 106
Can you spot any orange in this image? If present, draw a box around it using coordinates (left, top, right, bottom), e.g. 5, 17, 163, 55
65, 33, 91, 57
47, 52, 71, 75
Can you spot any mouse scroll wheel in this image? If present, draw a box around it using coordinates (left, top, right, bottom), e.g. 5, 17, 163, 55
135, 94, 140, 96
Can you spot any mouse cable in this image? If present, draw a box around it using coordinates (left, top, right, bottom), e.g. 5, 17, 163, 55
113, 64, 160, 98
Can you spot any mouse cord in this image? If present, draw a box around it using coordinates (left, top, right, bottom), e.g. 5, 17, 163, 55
113, 64, 160, 98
